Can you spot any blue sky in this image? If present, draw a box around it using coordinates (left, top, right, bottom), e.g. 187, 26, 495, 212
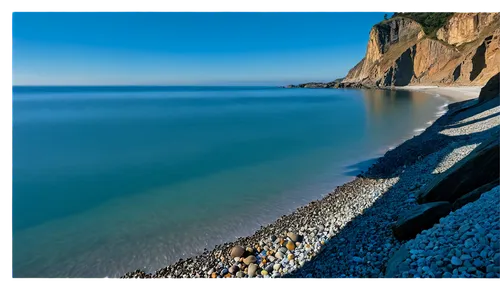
13, 12, 389, 86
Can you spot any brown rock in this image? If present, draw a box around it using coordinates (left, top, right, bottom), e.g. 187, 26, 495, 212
243, 255, 256, 265
478, 73, 500, 103
437, 13, 499, 46
230, 246, 245, 258
286, 240, 296, 251
343, 13, 500, 87
392, 201, 452, 241
417, 136, 500, 204
452, 178, 499, 210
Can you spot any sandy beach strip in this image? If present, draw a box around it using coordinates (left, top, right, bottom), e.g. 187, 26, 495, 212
123, 87, 499, 278
393, 86, 482, 101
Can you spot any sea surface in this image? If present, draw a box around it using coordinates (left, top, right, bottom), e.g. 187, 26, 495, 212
13, 86, 450, 277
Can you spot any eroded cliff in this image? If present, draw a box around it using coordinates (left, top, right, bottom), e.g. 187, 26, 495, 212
343, 13, 500, 87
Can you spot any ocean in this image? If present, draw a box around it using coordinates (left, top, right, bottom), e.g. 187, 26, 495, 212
12, 86, 449, 277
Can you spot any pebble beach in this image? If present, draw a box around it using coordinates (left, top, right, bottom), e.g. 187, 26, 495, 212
123, 89, 500, 279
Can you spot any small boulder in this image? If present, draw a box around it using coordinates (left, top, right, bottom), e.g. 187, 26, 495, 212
453, 179, 499, 210
392, 201, 452, 241
417, 136, 499, 204
286, 240, 296, 251
247, 263, 258, 277
230, 246, 245, 258
228, 265, 239, 274
243, 255, 257, 265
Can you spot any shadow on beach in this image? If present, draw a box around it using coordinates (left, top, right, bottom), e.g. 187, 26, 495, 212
284, 98, 500, 278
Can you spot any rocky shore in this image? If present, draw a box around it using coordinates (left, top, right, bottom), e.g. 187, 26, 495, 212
283, 79, 368, 89
123, 82, 499, 279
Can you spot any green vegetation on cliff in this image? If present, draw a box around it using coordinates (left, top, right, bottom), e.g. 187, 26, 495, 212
392, 12, 454, 38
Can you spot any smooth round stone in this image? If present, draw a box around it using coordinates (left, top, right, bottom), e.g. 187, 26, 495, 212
243, 255, 257, 265
236, 271, 244, 278
261, 270, 268, 276
248, 264, 258, 278
229, 266, 239, 274
443, 272, 452, 278
268, 255, 276, 262
286, 241, 296, 251
273, 264, 281, 271
451, 256, 463, 266
473, 259, 483, 268
278, 247, 287, 254
275, 252, 284, 259
220, 268, 228, 276
460, 254, 472, 261
230, 246, 245, 258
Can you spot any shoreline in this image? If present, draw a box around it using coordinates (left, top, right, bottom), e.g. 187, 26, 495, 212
392, 86, 482, 102
123, 87, 498, 278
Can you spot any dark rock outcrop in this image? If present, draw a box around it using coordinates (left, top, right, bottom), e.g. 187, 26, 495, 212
417, 136, 500, 204
392, 201, 452, 241
478, 72, 500, 103
452, 178, 499, 210
284, 78, 368, 89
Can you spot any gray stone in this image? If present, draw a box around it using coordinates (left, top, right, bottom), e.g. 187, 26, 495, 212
247, 263, 258, 277
473, 259, 484, 268
460, 254, 472, 261
451, 256, 463, 266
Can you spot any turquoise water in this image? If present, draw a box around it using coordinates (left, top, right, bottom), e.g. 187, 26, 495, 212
12, 86, 448, 277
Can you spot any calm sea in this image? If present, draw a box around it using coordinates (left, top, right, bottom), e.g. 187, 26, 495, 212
12, 86, 449, 277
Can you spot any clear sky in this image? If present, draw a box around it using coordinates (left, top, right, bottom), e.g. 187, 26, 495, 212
13, 12, 390, 86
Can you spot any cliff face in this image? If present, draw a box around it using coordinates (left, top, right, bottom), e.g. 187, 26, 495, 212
343, 13, 500, 87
